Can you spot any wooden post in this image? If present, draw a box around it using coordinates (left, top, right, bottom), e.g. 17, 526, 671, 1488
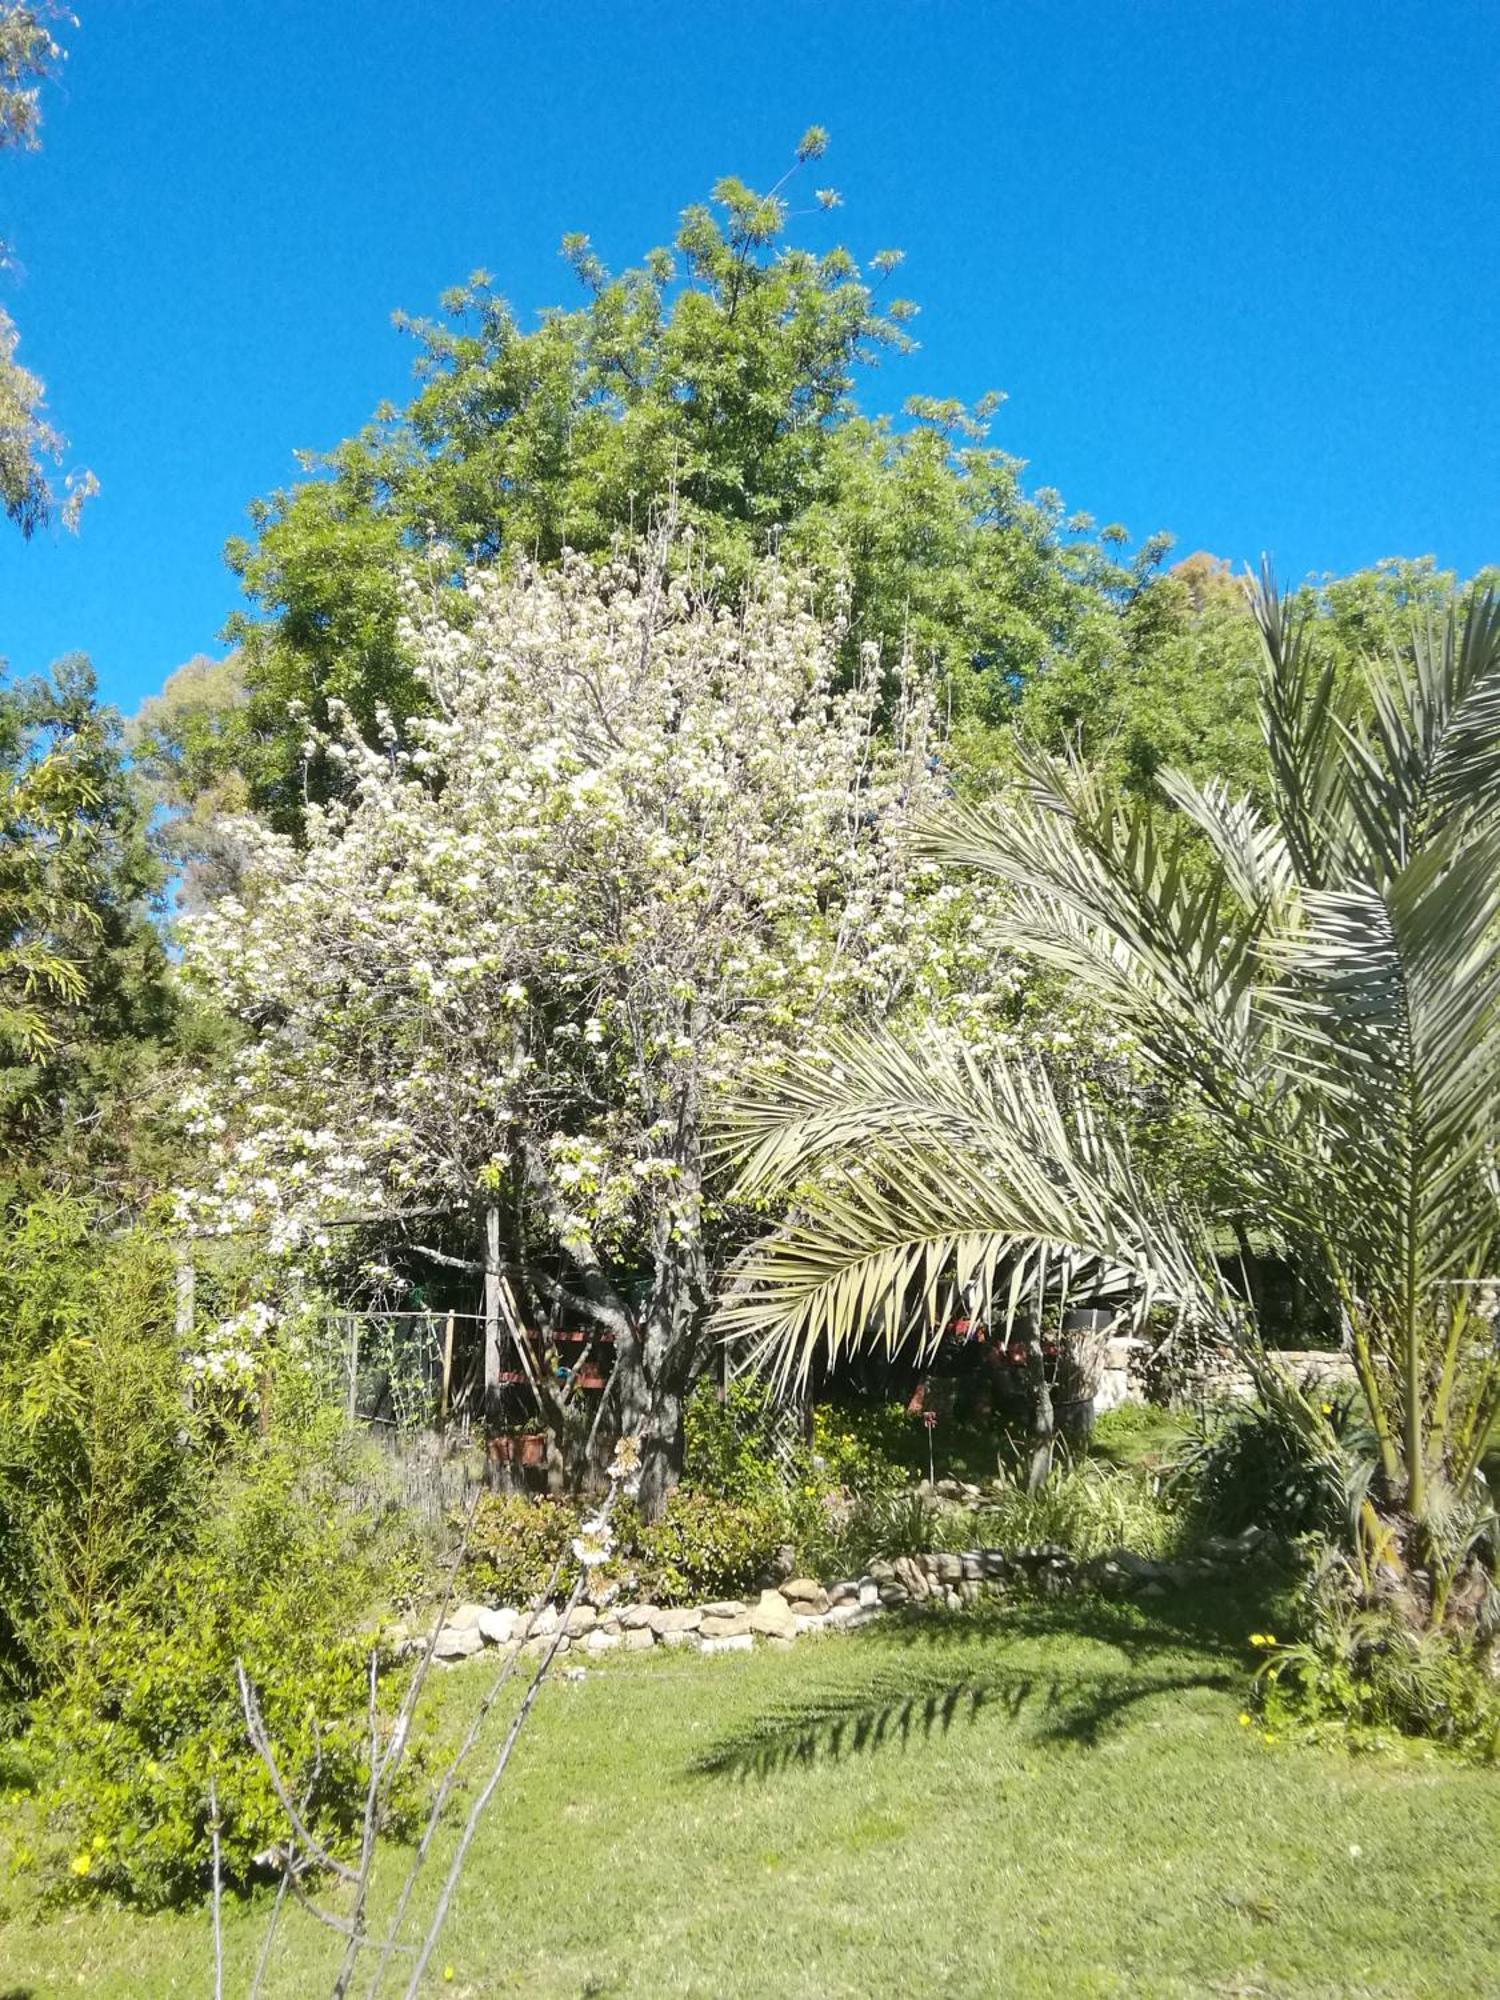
484, 1206, 502, 1428
438, 1310, 456, 1431
346, 1311, 359, 1423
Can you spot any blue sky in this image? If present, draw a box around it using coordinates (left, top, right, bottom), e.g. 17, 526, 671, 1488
1, 0, 1495, 716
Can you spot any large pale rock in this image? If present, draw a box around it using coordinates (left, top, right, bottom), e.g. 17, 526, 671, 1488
433, 1624, 484, 1660
585, 1628, 622, 1654
447, 1602, 484, 1632
700, 1600, 746, 1620
858, 1580, 880, 1609
476, 1606, 517, 1645
781, 1578, 826, 1605
623, 1625, 655, 1651
620, 1604, 659, 1630
893, 1556, 929, 1599
749, 1589, 797, 1639
561, 1604, 597, 1636
701, 1631, 753, 1656
700, 1612, 752, 1639
528, 1605, 560, 1637
660, 1628, 701, 1648
649, 1606, 702, 1635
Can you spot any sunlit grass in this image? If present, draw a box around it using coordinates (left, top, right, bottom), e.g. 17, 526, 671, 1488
3, 1582, 1497, 1997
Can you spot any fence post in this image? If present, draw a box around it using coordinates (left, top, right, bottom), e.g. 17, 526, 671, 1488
175, 1246, 195, 1413
439, 1310, 456, 1431
484, 1207, 502, 1429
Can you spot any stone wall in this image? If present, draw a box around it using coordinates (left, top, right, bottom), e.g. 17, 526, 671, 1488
419, 1526, 1267, 1666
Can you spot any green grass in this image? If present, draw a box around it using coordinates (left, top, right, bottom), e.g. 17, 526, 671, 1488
3, 1584, 1498, 1998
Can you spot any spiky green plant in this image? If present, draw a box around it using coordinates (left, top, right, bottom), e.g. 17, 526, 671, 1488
722, 572, 1500, 1621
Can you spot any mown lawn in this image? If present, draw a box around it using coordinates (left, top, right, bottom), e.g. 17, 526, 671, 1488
2, 1584, 1497, 1998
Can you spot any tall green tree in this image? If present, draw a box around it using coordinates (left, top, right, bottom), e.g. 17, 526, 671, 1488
725, 574, 1500, 1625
0, 657, 173, 1195
219, 136, 1160, 827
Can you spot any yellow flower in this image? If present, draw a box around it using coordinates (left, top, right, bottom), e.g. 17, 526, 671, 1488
1321, 1402, 1333, 1416
1238, 1712, 1252, 1726
1262, 1731, 1277, 1745
69, 1852, 92, 1876
443, 1969, 455, 1984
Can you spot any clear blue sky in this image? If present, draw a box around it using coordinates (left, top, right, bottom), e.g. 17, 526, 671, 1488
1, 0, 1495, 715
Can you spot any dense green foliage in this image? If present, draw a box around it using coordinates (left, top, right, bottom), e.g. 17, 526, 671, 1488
0, 661, 175, 1193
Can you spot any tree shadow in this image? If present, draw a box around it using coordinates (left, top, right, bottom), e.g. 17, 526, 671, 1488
688, 1582, 1256, 1784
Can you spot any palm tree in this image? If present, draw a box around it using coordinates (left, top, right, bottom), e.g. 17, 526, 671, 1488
721, 571, 1500, 1622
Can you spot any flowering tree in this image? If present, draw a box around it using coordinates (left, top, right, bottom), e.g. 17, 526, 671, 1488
179, 538, 1001, 1513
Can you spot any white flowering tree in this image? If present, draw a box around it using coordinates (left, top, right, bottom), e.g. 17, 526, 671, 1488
179, 538, 1003, 1514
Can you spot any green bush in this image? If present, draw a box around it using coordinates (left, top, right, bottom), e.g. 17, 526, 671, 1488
463, 1494, 584, 1605
632, 1489, 788, 1604
461, 1487, 789, 1609
808, 1401, 918, 1494
1171, 1388, 1362, 1543
22, 1434, 423, 1907
978, 1460, 1181, 1560
0, 1196, 200, 1709
682, 1378, 798, 1505
1259, 1558, 1500, 1760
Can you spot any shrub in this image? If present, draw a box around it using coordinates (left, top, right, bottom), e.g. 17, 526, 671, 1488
632, 1489, 789, 1604
463, 1494, 583, 1605
1259, 1556, 1500, 1761
682, 1378, 799, 1505
0, 1197, 200, 1709
808, 1400, 917, 1494
978, 1460, 1181, 1559
23, 1434, 423, 1907
1172, 1386, 1364, 1543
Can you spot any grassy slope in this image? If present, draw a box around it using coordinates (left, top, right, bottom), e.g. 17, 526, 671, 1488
2, 1585, 1497, 1999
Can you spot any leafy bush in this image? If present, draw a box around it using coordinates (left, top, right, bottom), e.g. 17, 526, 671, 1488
978, 1460, 1181, 1559
1171, 1386, 1363, 1543
632, 1489, 789, 1604
463, 1494, 582, 1605
808, 1401, 918, 1494
1259, 1557, 1500, 1761
683, 1378, 799, 1505
462, 1487, 790, 1609
0, 1197, 201, 1710
22, 1432, 423, 1907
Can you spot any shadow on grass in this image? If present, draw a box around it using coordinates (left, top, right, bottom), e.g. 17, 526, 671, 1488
689, 1580, 1264, 1784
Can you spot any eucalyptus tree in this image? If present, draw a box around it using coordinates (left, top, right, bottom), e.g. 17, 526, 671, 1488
725, 573, 1500, 1622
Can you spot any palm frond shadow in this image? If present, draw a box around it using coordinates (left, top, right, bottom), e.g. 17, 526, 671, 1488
689, 1603, 1245, 1783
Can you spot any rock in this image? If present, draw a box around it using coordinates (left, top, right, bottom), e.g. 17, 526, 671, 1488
620, 1604, 659, 1630
561, 1605, 597, 1636
749, 1589, 797, 1639
585, 1629, 622, 1654
858, 1581, 880, 1609
432, 1624, 484, 1660
700, 1612, 753, 1639
528, 1606, 560, 1638
893, 1556, 930, 1599
792, 1614, 828, 1637
867, 1560, 896, 1583
623, 1625, 655, 1651
982, 1551, 1009, 1579
781, 1578, 827, 1606
700, 1600, 746, 1621
960, 1553, 984, 1581
476, 1606, 517, 1645
1136, 1580, 1168, 1599
447, 1602, 484, 1633
957, 1580, 982, 1605
935, 1478, 965, 1501
932, 1552, 963, 1584
650, 1606, 702, 1635
660, 1628, 701, 1648
828, 1580, 860, 1606
701, 1632, 753, 1656
877, 1586, 908, 1609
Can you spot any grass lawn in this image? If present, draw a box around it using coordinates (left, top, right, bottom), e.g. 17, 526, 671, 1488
2, 1583, 1497, 1998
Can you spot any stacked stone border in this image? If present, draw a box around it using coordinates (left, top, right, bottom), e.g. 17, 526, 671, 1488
419, 1527, 1265, 1665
